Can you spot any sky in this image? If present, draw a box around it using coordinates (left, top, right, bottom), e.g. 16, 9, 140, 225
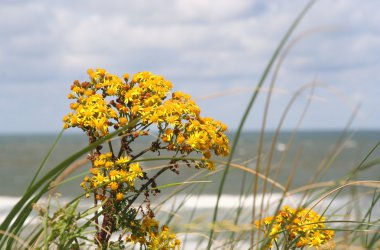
0, 0, 379, 133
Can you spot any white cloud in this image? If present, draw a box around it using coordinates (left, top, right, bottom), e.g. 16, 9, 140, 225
0, 0, 379, 132
175, 0, 253, 21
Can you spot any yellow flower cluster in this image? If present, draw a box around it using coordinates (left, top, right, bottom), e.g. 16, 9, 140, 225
63, 69, 129, 137
255, 206, 334, 249
80, 152, 143, 199
126, 217, 181, 250
144, 91, 229, 170
63, 93, 117, 137
64, 68, 229, 169
125, 71, 173, 117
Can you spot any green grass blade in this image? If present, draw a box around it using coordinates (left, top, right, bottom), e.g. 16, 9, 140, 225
26, 129, 64, 192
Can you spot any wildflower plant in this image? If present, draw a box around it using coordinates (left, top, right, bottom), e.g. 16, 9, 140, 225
255, 206, 335, 249
62, 68, 229, 248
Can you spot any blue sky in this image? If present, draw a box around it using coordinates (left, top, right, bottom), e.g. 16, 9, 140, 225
0, 0, 379, 133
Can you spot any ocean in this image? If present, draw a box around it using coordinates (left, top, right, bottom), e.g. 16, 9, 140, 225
1, 130, 379, 225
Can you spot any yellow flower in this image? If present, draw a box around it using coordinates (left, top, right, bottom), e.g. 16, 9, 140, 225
89, 168, 100, 175
263, 216, 274, 225
109, 170, 119, 181
105, 161, 114, 169
92, 173, 107, 187
119, 117, 128, 126
109, 182, 119, 190
187, 132, 203, 149
125, 163, 144, 183
270, 224, 281, 236
87, 68, 95, 78
70, 103, 79, 110
176, 135, 185, 144
296, 237, 308, 248
131, 105, 140, 115
149, 114, 160, 123
174, 239, 181, 247
116, 156, 130, 166
129, 163, 143, 176
309, 237, 323, 248
166, 115, 179, 125
84, 89, 93, 97
116, 192, 124, 201
203, 150, 211, 159
205, 160, 215, 170
63, 115, 70, 122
